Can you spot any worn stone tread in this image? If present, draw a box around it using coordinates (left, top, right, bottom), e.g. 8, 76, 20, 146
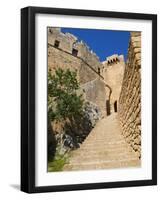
63, 113, 140, 171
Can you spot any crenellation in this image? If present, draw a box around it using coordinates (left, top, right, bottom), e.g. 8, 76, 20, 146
105, 54, 124, 65
48, 27, 101, 72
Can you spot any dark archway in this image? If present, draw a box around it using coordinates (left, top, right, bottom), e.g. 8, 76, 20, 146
54, 40, 60, 48
106, 100, 110, 116
114, 101, 117, 112
72, 48, 78, 57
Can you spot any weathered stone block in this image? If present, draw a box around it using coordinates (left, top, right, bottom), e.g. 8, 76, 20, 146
118, 32, 141, 158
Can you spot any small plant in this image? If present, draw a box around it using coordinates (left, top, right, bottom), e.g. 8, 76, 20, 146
48, 152, 70, 172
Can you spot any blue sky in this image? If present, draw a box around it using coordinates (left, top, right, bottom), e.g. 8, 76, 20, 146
62, 28, 130, 62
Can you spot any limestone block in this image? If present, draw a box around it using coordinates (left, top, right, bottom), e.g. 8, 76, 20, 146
131, 32, 141, 37
134, 136, 141, 145
118, 33, 141, 159
135, 52, 141, 61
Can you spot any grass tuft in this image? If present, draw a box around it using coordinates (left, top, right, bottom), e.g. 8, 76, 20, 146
48, 153, 69, 172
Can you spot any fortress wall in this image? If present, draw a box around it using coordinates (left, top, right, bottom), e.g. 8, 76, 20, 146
102, 55, 125, 112
118, 32, 141, 158
48, 27, 108, 117
81, 78, 109, 117
48, 45, 79, 72
48, 28, 76, 53
74, 42, 101, 72
48, 41, 108, 116
48, 44, 98, 84
48, 27, 102, 73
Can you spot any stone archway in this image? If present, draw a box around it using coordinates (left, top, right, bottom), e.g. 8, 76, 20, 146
106, 100, 110, 116
114, 101, 117, 112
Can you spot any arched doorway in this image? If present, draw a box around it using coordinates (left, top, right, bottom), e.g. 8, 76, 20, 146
106, 100, 110, 116
114, 101, 117, 112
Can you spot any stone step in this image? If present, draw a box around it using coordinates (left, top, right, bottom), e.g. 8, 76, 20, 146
87, 132, 122, 139
79, 143, 129, 149
71, 152, 136, 160
73, 146, 133, 154
63, 114, 140, 171
83, 138, 124, 143
82, 140, 125, 144
77, 148, 133, 154
69, 154, 138, 163
64, 159, 141, 171
82, 141, 124, 146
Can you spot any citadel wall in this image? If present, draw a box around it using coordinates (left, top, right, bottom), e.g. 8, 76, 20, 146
118, 32, 141, 158
48, 27, 102, 80
48, 27, 108, 117
81, 78, 108, 117
102, 54, 125, 113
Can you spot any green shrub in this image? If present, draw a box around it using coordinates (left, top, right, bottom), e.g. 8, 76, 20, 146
48, 68, 84, 122
48, 68, 84, 165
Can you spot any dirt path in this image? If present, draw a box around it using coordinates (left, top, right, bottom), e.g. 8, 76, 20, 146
63, 113, 140, 171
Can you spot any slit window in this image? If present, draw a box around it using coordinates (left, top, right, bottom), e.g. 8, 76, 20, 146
72, 48, 78, 56
98, 67, 100, 75
54, 40, 60, 48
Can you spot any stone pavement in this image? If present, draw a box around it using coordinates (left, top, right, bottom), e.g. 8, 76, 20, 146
63, 113, 141, 171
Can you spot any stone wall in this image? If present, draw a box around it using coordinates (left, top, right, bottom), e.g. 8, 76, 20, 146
102, 54, 125, 113
48, 27, 102, 76
48, 44, 99, 84
81, 78, 109, 117
118, 32, 141, 158
48, 27, 109, 117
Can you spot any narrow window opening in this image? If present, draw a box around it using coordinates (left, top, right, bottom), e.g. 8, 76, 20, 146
54, 40, 60, 48
72, 48, 78, 57
98, 67, 100, 75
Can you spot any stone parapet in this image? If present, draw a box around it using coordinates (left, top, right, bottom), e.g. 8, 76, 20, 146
48, 27, 101, 72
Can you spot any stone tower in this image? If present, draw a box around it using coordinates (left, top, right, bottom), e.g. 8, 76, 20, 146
102, 54, 125, 114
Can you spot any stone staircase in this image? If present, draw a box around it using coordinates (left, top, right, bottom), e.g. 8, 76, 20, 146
63, 113, 141, 171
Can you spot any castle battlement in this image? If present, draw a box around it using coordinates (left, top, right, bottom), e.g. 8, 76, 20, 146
47, 27, 136, 126
105, 54, 124, 65
48, 27, 101, 71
